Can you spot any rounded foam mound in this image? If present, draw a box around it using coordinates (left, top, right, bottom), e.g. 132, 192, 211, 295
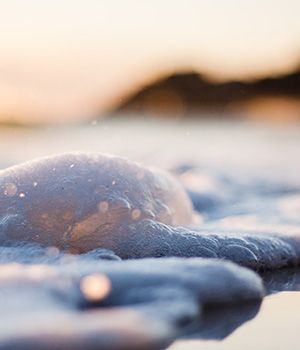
0, 153, 193, 253
1, 152, 300, 270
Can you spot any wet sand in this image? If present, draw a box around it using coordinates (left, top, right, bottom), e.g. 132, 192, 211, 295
170, 266, 300, 349
171, 291, 300, 350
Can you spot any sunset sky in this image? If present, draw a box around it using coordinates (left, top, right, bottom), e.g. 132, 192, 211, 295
0, 0, 300, 122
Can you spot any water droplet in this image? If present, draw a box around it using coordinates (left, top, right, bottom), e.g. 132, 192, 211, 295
47, 246, 60, 257
4, 183, 17, 197
19, 193, 25, 198
98, 201, 109, 213
131, 208, 141, 220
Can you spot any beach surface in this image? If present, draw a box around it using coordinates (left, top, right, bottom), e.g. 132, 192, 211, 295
1, 118, 300, 349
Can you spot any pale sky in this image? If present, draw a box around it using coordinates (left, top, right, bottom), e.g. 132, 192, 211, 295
0, 0, 300, 122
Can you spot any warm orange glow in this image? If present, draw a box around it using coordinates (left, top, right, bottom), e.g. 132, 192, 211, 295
235, 97, 300, 123
80, 273, 111, 301
0, 1, 300, 122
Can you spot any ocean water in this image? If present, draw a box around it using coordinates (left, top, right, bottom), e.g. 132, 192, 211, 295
1, 118, 300, 176
1, 117, 300, 349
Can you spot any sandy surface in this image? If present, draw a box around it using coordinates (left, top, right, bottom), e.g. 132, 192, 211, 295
171, 292, 300, 350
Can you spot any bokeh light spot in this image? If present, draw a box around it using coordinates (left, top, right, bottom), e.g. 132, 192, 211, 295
80, 274, 111, 302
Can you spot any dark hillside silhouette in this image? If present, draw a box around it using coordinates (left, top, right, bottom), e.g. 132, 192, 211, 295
109, 68, 300, 117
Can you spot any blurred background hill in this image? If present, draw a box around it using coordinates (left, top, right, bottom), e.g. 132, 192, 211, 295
1, 1, 300, 125
0, 0, 300, 126
109, 66, 300, 120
